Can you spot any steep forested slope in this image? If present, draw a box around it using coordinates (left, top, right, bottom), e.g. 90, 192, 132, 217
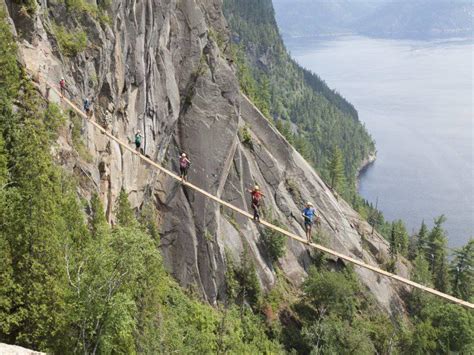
223, 0, 375, 194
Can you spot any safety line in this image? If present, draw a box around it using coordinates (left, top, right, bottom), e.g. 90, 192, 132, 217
37, 76, 474, 309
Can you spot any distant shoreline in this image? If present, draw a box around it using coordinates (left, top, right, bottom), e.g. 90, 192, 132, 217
282, 32, 474, 43
356, 151, 376, 190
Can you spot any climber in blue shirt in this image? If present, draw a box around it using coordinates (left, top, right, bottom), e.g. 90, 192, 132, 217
83, 98, 92, 117
302, 202, 317, 243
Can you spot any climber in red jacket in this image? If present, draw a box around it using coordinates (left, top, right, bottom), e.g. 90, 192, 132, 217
248, 185, 265, 222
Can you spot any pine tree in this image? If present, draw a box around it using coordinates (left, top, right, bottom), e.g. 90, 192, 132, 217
138, 200, 160, 244
90, 192, 108, 237
427, 216, 450, 292
450, 239, 473, 301
389, 223, 398, 258
416, 221, 429, 259
394, 220, 409, 256
236, 248, 261, 310
294, 135, 312, 161
412, 254, 433, 286
115, 189, 136, 227
328, 146, 345, 193
407, 234, 418, 261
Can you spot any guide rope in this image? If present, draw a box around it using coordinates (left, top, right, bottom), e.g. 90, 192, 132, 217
34, 74, 474, 310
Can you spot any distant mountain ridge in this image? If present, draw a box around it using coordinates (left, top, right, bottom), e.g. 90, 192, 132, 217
273, 0, 474, 39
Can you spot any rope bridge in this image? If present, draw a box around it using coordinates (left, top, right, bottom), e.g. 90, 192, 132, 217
34, 74, 473, 309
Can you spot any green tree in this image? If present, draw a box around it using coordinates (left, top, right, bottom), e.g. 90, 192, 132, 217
406, 320, 437, 354
139, 200, 160, 244
450, 239, 473, 301
261, 219, 286, 263
420, 301, 474, 353
115, 188, 136, 227
303, 267, 357, 319
302, 315, 376, 354
64, 224, 163, 353
226, 248, 261, 311
407, 254, 433, 315
390, 220, 409, 257
389, 223, 398, 258
328, 146, 346, 193
427, 216, 450, 292
416, 220, 429, 258
90, 192, 108, 237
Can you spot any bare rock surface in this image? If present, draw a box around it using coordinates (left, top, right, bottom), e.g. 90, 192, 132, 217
0, 343, 44, 355
3, 0, 408, 313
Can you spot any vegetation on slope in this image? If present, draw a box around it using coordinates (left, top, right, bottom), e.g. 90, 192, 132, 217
223, 0, 375, 202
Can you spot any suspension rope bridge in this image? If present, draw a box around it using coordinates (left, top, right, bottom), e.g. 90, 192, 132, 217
34, 74, 473, 310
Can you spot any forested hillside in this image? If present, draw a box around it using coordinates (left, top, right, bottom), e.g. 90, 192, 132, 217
223, 0, 375, 198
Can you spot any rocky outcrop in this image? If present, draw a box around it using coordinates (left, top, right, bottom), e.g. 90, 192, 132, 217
4, 0, 408, 313
0, 343, 44, 355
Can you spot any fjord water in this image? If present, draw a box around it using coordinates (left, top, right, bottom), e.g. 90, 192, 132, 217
285, 36, 473, 247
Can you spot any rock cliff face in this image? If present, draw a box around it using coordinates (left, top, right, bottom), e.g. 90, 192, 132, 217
0, 343, 44, 355
4, 0, 408, 313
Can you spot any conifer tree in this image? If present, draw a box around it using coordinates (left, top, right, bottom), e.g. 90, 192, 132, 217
427, 216, 450, 292
412, 254, 433, 286
407, 234, 418, 261
450, 239, 473, 301
90, 192, 108, 237
139, 200, 160, 244
328, 146, 345, 192
294, 135, 312, 161
416, 221, 429, 259
394, 220, 409, 256
389, 223, 398, 258
115, 189, 136, 227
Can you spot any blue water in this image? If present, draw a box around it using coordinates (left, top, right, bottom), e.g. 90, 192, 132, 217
285, 36, 473, 248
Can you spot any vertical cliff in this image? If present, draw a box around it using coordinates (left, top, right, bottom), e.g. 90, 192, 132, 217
4, 0, 408, 313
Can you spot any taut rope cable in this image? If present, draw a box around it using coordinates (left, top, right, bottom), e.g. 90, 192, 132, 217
36, 75, 474, 309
